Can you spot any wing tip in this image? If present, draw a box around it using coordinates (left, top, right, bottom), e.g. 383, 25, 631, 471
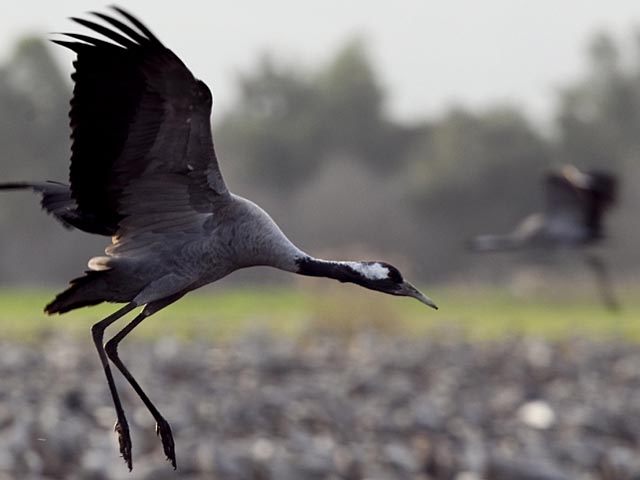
50, 39, 83, 52
109, 5, 162, 45
54, 6, 164, 54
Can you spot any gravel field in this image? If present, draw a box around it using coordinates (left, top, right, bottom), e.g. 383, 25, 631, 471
1, 331, 640, 480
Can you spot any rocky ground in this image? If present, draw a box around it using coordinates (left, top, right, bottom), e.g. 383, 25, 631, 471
1, 331, 640, 479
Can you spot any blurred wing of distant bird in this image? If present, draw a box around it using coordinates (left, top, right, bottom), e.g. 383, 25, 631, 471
53, 7, 230, 251
468, 213, 545, 252
582, 171, 618, 238
544, 169, 586, 215
543, 169, 587, 228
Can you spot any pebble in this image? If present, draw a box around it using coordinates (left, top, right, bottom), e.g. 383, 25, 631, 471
517, 400, 556, 429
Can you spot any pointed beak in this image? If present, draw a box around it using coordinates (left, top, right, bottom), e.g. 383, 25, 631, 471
400, 281, 438, 310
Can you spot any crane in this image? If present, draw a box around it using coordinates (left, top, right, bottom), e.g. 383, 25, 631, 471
0, 7, 436, 470
469, 165, 619, 310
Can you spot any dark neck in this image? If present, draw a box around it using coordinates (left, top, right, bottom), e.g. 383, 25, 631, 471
295, 256, 359, 284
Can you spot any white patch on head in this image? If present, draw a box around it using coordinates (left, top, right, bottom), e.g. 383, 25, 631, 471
341, 261, 390, 281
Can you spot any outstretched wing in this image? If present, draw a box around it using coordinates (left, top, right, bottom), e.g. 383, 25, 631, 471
53, 7, 229, 241
0, 181, 114, 235
544, 166, 588, 224
544, 165, 617, 240
582, 169, 617, 238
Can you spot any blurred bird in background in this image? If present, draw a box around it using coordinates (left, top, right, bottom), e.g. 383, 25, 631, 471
470, 165, 619, 311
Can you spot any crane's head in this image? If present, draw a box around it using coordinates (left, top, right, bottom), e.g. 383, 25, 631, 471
341, 261, 438, 309
295, 257, 437, 309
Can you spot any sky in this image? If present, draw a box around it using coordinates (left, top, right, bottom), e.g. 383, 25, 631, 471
3, 1, 640, 127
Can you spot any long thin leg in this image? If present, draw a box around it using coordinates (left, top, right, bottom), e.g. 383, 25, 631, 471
91, 302, 139, 470
104, 294, 184, 469
585, 254, 620, 312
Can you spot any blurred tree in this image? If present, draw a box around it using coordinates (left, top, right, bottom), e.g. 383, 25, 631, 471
405, 106, 552, 278
409, 107, 550, 214
557, 32, 640, 168
217, 54, 321, 188
314, 39, 409, 171
217, 39, 416, 191
0, 37, 69, 178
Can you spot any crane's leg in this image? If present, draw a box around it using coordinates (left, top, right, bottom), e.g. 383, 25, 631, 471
585, 254, 620, 312
105, 294, 184, 469
91, 302, 139, 471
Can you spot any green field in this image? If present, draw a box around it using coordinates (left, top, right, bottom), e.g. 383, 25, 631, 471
0, 284, 638, 342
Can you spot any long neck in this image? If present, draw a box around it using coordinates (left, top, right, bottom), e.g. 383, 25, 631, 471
294, 256, 361, 284
232, 196, 370, 283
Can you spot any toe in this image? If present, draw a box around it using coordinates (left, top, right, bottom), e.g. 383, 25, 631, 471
156, 419, 177, 469
114, 420, 133, 471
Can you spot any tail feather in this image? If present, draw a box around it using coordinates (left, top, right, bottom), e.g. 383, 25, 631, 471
45, 271, 108, 314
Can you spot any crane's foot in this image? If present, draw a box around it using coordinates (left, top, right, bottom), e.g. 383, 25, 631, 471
114, 419, 133, 471
156, 418, 177, 469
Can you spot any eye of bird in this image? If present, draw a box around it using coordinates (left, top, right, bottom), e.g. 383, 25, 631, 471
383, 264, 403, 283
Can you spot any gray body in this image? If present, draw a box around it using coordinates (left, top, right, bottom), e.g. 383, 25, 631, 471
95, 194, 304, 306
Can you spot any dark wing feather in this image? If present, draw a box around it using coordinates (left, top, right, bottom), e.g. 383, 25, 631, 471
544, 165, 617, 240
111, 6, 162, 42
60, 33, 123, 50
544, 167, 587, 223
0, 181, 115, 235
89, 12, 149, 44
583, 170, 618, 238
53, 7, 229, 237
69, 17, 138, 48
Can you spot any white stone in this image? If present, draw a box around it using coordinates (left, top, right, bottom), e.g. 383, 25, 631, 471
517, 400, 556, 429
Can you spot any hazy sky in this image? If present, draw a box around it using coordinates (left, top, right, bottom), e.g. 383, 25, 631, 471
3, 1, 640, 126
